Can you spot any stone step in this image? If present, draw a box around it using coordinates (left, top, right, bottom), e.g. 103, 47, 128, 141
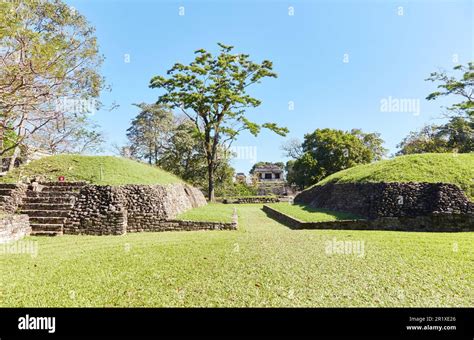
20, 209, 70, 217
40, 186, 83, 192
20, 203, 72, 210
0, 195, 10, 202
29, 216, 67, 224
30, 229, 63, 236
26, 191, 78, 198
0, 183, 18, 189
31, 223, 63, 231
0, 188, 13, 196
24, 197, 75, 204
39, 182, 86, 187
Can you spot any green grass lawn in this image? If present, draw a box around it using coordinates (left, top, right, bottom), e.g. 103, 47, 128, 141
0, 155, 183, 185
1, 204, 472, 307
266, 203, 362, 222
175, 203, 235, 223
316, 153, 474, 200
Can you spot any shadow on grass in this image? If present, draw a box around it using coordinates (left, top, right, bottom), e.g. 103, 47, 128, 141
285, 203, 364, 221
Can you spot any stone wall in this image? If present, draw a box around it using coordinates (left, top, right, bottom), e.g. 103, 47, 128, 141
257, 182, 290, 196
63, 183, 208, 235
295, 182, 474, 219
63, 186, 127, 235
221, 196, 281, 204
263, 205, 474, 232
0, 214, 30, 243
0, 183, 27, 213
130, 209, 238, 232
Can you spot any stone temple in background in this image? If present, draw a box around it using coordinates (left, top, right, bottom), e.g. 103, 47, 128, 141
252, 163, 292, 196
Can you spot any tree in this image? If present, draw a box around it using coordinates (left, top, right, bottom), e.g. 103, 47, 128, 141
397, 62, 474, 155
158, 121, 236, 195
0, 0, 105, 168
397, 125, 446, 155
436, 116, 474, 152
150, 43, 288, 201
123, 108, 236, 193
27, 114, 105, 154
397, 119, 474, 155
350, 129, 387, 161
285, 154, 318, 189
287, 128, 382, 189
281, 138, 303, 159
126, 103, 174, 165
426, 62, 473, 119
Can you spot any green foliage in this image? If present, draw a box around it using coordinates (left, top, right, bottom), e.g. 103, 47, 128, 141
266, 203, 362, 222
397, 117, 474, 155
126, 104, 174, 165
150, 43, 288, 200
425, 62, 474, 118
2, 205, 472, 307
1, 127, 19, 156
398, 62, 474, 155
0, 0, 105, 156
124, 105, 236, 194
28, 114, 105, 154
315, 153, 474, 201
397, 125, 447, 154
0, 155, 183, 185
287, 128, 384, 189
286, 153, 318, 189
156, 118, 205, 182
350, 129, 388, 161
218, 182, 258, 197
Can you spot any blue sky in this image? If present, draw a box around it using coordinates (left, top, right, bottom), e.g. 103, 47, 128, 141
68, 0, 473, 174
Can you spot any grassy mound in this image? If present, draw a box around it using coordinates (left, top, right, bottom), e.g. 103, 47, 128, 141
0, 155, 183, 185
316, 153, 474, 200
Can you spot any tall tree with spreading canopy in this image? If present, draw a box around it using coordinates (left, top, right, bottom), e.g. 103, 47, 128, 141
150, 43, 288, 200
0, 0, 105, 168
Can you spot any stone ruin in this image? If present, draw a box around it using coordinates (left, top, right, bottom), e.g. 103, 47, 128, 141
0, 181, 238, 240
291, 182, 474, 231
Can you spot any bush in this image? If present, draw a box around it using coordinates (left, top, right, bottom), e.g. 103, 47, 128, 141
218, 182, 258, 197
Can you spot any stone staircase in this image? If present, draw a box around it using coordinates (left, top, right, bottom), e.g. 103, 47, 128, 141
18, 182, 86, 236
0, 183, 18, 206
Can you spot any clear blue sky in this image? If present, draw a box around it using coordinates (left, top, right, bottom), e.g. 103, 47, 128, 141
67, 0, 473, 174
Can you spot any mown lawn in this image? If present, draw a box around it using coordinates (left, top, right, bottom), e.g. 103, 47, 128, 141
266, 203, 362, 222
1, 204, 472, 307
175, 203, 235, 222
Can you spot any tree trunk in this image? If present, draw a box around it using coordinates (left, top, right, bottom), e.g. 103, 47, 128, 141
7, 113, 28, 171
207, 161, 215, 202
8, 144, 20, 171
0, 123, 4, 172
